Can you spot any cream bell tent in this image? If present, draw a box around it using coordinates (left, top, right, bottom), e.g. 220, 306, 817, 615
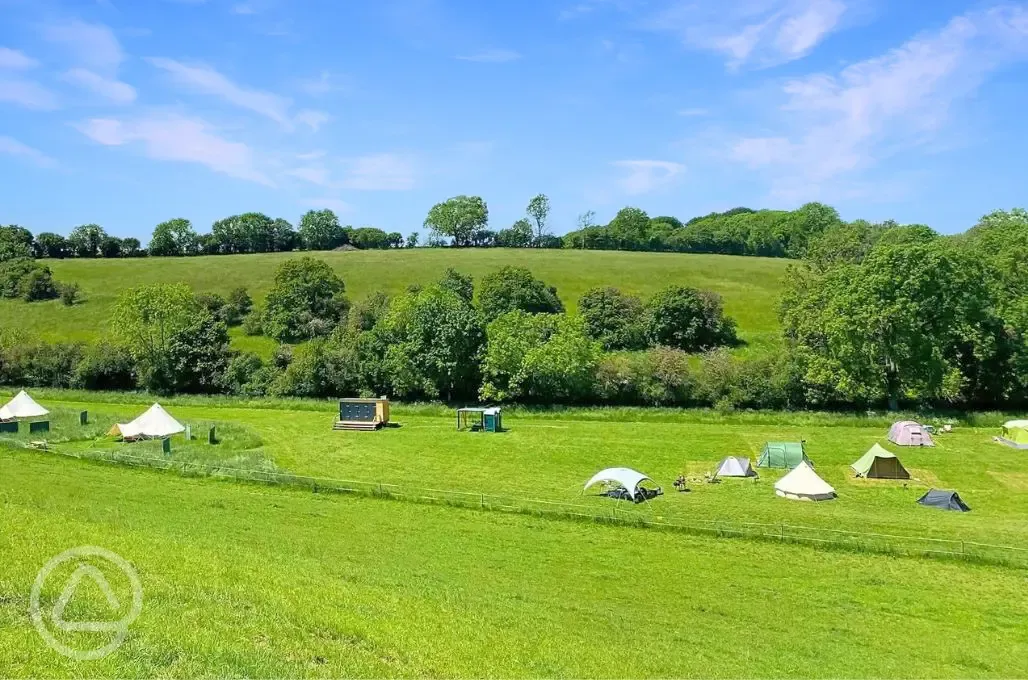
109, 404, 184, 440
774, 461, 836, 501
584, 467, 656, 501
714, 456, 757, 478
0, 390, 49, 421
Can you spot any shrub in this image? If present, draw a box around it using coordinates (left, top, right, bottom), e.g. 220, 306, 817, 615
19, 267, 59, 301
196, 293, 227, 321
59, 282, 81, 306
438, 268, 474, 303
347, 292, 391, 332
0, 258, 38, 298
225, 287, 253, 325
21, 342, 83, 387
242, 307, 265, 336
578, 287, 646, 350
74, 341, 136, 390
478, 266, 564, 321
644, 286, 737, 351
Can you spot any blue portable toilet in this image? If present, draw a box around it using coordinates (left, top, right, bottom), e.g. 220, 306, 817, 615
483, 407, 502, 433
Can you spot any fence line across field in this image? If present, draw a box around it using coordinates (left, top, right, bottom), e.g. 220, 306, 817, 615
18, 443, 1028, 570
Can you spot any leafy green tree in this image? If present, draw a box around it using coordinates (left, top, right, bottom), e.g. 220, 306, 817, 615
375, 284, 485, 400
149, 218, 199, 256
271, 218, 297, 251
225, 287, 253, 326
423, 195, 489, 247
350, 227, 390, 249
298, 209, 346, 250
67, 224, 108, 258
526, 194, 550, 243
805, 220, 881, 270
478, 266, 563, 321
387, 232, 404, 248
100, 236, 122, 258
607, 207, 651, 250
645, 286, 737, 351
495, 219, 533, 248
164, 315, 232, 394
578, 287, 646, 350
120, 237, 143, 257
263, 257, 348, 342
0, 226, 33, 262
0, 258, 38, 297
33, 232, 69, 259
110, 283, 200, 392
19, 267, 58, 301
439, 268, 474, 303
347, 291, 391, 332
74, 340, 136, 390
406, 232, 419, 248
651, 216, 684, 230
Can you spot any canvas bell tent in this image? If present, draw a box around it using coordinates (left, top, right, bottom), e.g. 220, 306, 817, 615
888, 421, 934, 447
584, 467, 661, 502
917, 489, 970, 512
109, 404, 185, 440
851, 444, 910, 479
0, 390, 49, 421
997, 420, 1028, 449
757, 442, 809, 469
774, 461, 836, 501
714, 457, 757, 478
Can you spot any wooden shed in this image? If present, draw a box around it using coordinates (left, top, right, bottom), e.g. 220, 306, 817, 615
335, 397, 390, 431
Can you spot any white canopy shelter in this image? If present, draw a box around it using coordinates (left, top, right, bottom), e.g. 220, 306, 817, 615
584, 467, 653, 500
111, 403, 184, 440
774, 461, 836, 502
0, 390, 49, 421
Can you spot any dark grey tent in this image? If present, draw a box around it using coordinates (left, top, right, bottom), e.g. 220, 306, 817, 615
917, 489, 970, 512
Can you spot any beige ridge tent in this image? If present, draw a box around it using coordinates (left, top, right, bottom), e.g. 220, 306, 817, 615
774, 461, 836, 501
109, 404, 184, 440
0, 390, 49, 421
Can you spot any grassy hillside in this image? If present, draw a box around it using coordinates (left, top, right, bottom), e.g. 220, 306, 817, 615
1, 249, 791, 355
3, 449, 1027, 677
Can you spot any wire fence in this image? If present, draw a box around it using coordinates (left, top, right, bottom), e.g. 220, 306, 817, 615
15, 442, 1028, 570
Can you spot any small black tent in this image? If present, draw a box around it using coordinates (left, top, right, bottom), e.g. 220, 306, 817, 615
917, 489, 971, 512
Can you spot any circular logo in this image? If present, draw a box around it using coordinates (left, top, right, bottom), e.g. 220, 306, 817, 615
30, 546, 143, 661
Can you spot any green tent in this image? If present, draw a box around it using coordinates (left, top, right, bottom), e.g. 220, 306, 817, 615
999, 420, 1028, 449
757, 442, 809, 469
851, 444, 910, 479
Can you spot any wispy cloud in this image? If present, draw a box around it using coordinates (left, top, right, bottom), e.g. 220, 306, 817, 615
62, 68, 136, 104
0, 135, 57, 168
295, 109, 331, 131
42, 20, 124, 72
0, 78, 59, 109
0, 47, 38, 70
611, 159, 685, 194
728, 4, 1028, 200
298, 70, 339, 96
147, 57, 293, 126
341, 153, 416, 190
644, 0, 848, 69
456, 49, 522, 63
77, 114, 273, 186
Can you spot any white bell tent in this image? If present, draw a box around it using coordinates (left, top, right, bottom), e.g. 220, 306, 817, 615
774, 461, 836, 501
0, 390, 49, 421
110, 404, 185, 440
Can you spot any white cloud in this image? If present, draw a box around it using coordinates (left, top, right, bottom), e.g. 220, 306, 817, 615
0, 78, 59, 109
0, 47, 38, 70
645, 0, 847, 69
42, 20, 124, 72
0, 136, 57, 168
611, 159, 685, 194
456, 49, 522, 63
62, 68, 136, 104
286, 166, 331, 185
77, 114, 273, 186
147, 57, 293, 126
306, 197, 351, 213
295, 109, 331, 131
728, 4, 1028, 198
341, 153, 416, 190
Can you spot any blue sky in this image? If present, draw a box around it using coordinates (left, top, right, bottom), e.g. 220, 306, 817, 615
2, 0, 1028, 240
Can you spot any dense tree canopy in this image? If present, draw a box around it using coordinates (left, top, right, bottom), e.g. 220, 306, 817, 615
263, 257, 349, 342
424, 195, 489, 247
478, 266, 564, 321
149, 218, 198, 256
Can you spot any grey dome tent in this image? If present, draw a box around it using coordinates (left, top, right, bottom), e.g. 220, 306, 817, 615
917, 489, 970, 512
714, 456, 757, 478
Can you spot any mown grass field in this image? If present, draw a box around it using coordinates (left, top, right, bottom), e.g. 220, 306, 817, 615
0, 249, 791, 355
3, 449, 1028, 677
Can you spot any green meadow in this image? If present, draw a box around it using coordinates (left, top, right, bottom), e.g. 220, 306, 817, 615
0, 249, 790, 356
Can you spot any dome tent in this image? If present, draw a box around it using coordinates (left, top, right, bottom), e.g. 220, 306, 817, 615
888, 421, 934, 447
917, 489, 970, 512
851, 444, 910, 479
584, 467, 659, 501
774, 461, 836, 501
109, 404, 185, 440
714, 457, 757, 478
0, 390, 49, 421
997, 420, 1028, 449
757, 442, 809, 469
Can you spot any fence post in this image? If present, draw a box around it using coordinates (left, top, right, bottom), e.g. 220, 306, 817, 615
480, 494, 485, 509
781, 522, 786, 541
